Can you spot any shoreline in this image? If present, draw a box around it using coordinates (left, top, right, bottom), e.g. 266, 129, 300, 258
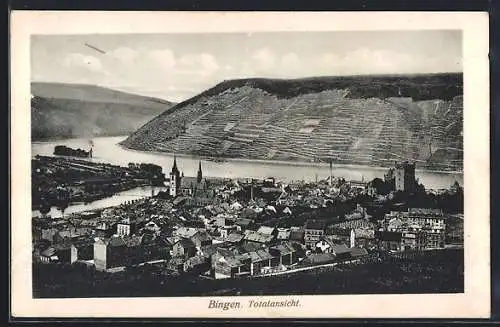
117, 143, 464, 176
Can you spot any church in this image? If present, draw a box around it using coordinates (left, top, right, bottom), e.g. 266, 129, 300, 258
169, 156, 215, 204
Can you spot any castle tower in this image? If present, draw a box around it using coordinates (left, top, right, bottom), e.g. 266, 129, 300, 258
394, 161, 416, 192
197, 161, 203, 184
169, 155, 181, 197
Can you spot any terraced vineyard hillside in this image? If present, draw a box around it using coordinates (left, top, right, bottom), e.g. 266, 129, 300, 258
122, 74, 463, 172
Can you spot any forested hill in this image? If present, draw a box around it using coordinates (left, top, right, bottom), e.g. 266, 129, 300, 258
31, 82, 175, 141
121, 73, 463, 172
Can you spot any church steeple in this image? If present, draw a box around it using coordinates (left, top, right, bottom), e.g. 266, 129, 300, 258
169, 155, 181, 197
171, 155, 179, 174
197, 161, 203, 183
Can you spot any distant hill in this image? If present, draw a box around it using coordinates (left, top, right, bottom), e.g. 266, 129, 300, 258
31, 82, 175, 141
121, 74, 463, 172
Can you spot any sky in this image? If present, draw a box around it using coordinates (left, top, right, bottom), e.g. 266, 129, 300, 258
31, 31, 462, 102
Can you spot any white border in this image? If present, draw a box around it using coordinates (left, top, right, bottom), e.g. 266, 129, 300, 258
10, 11, 490, 318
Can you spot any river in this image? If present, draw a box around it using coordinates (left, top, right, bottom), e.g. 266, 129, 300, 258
32, 135, 463, 217
31, 185, 167, 219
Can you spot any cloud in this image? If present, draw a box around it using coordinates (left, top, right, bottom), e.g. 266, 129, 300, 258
252, 48, 276, 71
317, 47, 460, 76
281, 52, 301, 68
108, 47, 137, 65
179, 53, 219, 77
148, 48, 177, 71
63, 53, 103, 73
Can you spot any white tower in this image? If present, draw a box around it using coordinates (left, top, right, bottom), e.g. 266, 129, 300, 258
350, 229, 356, 248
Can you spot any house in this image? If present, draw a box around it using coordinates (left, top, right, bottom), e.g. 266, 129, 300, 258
246, 249, 276, 275
257, 225, 276, 236
376, 231, 403, 251
269, 242, 298, 266
349, 247, 369, 259
276, 228, 291, 241
315, 237, 351, 258
94, 222, 115, 238
93, 236, 143, 271
172, 238, 197, 260
39, 246, 58, 263
211, 248, 246, 279
315, 237, 336, 254
384, 208, 446, 249
165, 236, 181, 248
243, 230, 275, 246
143, 221, 161, 235
199, 243, 221, 261
57, 226, 91, 241
70, 240, 94, 263
190, 230, 212, 248
166, 257, 185, 273
173, 227, 199, 239
326, 227, 353, 246
39, 242, 72, 263
400, 231, 426, 251
230, 201, 243, 211
116, 217, 136, 237
304, 220, 326, 248
330, 244, 352, 260
41, 227, 59, 243
139, 234, 172, 263
219, 224, 238, 240
289, 227, 305, 244
353, 228, 377, 249
183, 255, 210, 274
234, 218, 254, 231
95, 234, 168, 268
226, 232, 245, 245
302, 253, 337, 265
80, 211, 100, 220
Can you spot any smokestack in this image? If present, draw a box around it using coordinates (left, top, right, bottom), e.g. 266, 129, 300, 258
329, 160, 333, 186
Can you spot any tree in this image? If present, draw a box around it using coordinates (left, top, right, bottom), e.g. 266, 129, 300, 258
369, 178, 391, 195
39, 203, 51, 218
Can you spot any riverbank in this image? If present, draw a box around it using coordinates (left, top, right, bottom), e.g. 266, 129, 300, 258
32, 136, 464, 190
32, 155, 166, 215
118, 143, 463, 176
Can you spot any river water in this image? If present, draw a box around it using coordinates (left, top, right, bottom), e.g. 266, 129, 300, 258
32, 186, 167, 219
32, 135, 463, 217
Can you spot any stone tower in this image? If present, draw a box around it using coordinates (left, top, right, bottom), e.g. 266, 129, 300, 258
394, 161, 416, 192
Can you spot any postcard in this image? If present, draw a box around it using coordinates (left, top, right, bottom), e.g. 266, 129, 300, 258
10, 11, 490, 318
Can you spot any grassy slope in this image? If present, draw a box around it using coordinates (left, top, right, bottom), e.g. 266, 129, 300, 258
31, 82, 175, 141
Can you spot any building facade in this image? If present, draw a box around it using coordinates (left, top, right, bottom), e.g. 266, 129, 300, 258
304, 220, 326, 249
383, 208, 446, 250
